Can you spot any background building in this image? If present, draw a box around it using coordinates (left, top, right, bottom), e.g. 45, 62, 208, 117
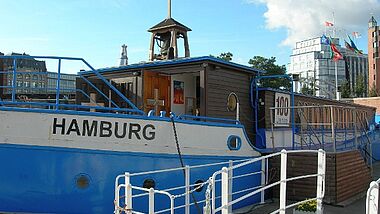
0, 53, 76, 100
368, 16, 380, 95
288, 36, 368, 99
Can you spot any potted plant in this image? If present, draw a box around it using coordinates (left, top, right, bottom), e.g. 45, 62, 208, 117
293, 199, 322, 214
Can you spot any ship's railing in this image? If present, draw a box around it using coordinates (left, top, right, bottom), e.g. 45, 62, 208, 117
268, 105, 374, 152
366, 177, 380, 214
114, 157, 267, 214
178, 114, 241, 125
0, 55, 144, 115
114, 149, 326, 214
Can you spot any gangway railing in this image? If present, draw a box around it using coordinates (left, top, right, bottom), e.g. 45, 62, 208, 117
366, 178, 380, 214
0, 55, 145, 115
114, 149, 326, 214
268, 105, 373, 152
114, 158, 267, 214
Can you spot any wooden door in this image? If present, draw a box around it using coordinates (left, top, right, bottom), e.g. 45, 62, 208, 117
143, 71, 171, 115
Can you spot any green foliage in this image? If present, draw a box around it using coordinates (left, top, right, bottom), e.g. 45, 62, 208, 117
369, 83, 378, 97
301, 84, 313, 96
211, 52, 233, 62
296, 199, 317, 212
248, 56, 291, 90
355, 74, 365, 97
340, 80, 351, 98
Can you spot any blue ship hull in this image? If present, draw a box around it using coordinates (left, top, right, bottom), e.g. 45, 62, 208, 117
0, 143, 261, 213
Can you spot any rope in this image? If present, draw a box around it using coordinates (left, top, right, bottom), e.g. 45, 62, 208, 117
170, 114, 202, 214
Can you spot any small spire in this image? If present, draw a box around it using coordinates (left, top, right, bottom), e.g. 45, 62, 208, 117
120, 44, 128, 66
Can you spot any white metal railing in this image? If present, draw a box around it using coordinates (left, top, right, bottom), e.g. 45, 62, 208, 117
114, 158, 266, 214
114, 149, 325, 214
366, 178, 380, 214
206, 149, 326, 214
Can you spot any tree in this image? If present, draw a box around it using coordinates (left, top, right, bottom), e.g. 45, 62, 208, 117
369, 83, 378, 97
301, 84, 313, 96
211, 52, 233, 62
340, 80, 351, 98
355, 74, 365, 97
248, 56, 291, 90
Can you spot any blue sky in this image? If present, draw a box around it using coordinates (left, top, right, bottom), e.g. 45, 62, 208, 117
0, 0, 375, 73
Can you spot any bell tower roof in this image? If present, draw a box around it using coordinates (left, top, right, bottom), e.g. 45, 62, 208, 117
369, 16, 377, 28
148, 18, 191, 32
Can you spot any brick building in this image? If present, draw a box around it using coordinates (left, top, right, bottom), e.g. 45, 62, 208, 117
368, 16, 380, 94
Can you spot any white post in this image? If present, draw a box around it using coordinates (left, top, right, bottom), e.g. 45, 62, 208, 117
167, 0, 171, 18
115, 183, 121, 214
149, 188, 155, 214
335, 61, 339, 100
366, 182, 379, 214
317, 149, 326, 214
221, 167, 229, 214
125, 172, 132, 213
236, 102, 240, 124
228, 161, 233, 214
170, 196, 175, 214
185, 165, 190, 214
279, 150, 287, 214
261, 158, 266, 203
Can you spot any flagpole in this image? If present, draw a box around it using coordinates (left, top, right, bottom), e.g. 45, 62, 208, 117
335, 60, 339, 100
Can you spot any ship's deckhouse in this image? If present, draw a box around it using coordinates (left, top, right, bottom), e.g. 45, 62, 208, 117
77, 57, 263, 141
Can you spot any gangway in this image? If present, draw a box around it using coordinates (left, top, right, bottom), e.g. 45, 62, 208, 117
114, 149, 326, 214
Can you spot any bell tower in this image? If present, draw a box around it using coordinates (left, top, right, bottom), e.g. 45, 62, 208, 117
148, 0, 191, 61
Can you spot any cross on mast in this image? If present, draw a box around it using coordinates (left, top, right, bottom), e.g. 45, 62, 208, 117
168, 0, 171, 18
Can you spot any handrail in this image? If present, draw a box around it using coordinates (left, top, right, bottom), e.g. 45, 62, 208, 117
114, 149, 325, 214
0, 55, 145, 115
178, 114, 241, 125
366, 178, 380, 214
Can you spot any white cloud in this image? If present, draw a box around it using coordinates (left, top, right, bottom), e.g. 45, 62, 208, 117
248, 0, 380, 46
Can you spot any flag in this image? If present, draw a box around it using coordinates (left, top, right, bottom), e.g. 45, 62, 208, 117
321, 34, 330, 45
352, 32, 361, 39
344, 40, 355, 52
348, 35, 363, 54
329, 39, 343, 61
325, 21, 334, 27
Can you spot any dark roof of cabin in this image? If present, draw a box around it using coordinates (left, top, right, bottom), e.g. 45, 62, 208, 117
148, 18, 192, 32
80, 56, 265, 75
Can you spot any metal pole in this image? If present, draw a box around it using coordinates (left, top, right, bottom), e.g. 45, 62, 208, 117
236, 102, 240, 124
125, 172, 132, 213
291, 81, 296, 149
331, 106, 336, 152
335, 61, 339, 100
261, 159, 266, 203
270, 108, 275, 150
11, 58, 17, 102
279, 150, 287, 214
228, 161, 233, 213
185, 165, 190, 214
354, 109, 358, 148
221, 167, 229, 214
149, 188, 155, 214
56, 59, 61, 110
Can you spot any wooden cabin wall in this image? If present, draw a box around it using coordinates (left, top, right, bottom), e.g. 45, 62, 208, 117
205, 66, 255, 142
259, 90, 376, 129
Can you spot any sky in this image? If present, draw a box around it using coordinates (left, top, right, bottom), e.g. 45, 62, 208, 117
1, 0, 379, 73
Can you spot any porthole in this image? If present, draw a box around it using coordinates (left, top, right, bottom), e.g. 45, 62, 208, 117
193, 179, 204, 192
143, 178, 156, 189
227, 135, 242, 150
75, 174, 90, 189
